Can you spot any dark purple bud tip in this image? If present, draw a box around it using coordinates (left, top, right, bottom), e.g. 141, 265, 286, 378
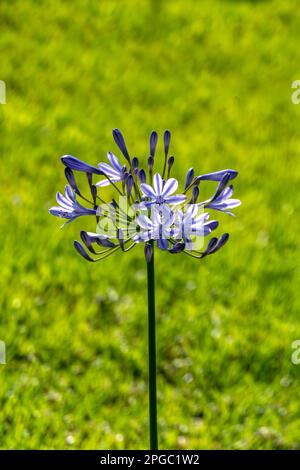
164, 130, 171, 156
168, 156, 174, 168
169, 242, 185, 254
112, 128, 130, 161
150, 131, 158, 157
74, 240, 95, 262
145, 243, 153, 262
148, 156, 154, 171
206, 220, 219, 231
138, 169, 146, 184
184, 168, 194, 190
132, 157, 139, 169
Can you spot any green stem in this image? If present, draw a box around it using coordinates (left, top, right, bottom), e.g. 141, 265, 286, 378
147, 241, 158, 450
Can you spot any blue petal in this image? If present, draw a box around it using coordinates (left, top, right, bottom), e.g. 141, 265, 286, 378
157, 238, 168, 250
56, 191, 73, 209
165, 194, 187, 205
98, 162, 122, 178
153, 173, 163, 195
107, 152, 123, 172
162, 178, 178, 197
49, 207, 72, 219
140, 183, 157, 198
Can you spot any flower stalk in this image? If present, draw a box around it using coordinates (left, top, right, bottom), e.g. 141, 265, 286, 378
146, 240, 158, 450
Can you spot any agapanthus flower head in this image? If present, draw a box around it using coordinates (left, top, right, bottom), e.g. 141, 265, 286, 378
49, 129, 240, 262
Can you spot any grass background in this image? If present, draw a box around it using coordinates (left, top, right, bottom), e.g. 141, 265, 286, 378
1, 0, 300, 449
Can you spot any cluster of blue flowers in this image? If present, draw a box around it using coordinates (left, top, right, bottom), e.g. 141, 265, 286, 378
49, 129, 240, 262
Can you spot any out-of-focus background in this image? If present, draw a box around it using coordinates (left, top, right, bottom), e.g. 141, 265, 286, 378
1, 0, 300, 450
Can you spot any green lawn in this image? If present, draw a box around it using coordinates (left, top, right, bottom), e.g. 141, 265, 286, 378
1, 0, 300, 449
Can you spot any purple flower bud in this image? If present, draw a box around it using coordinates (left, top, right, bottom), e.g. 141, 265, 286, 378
209, 233, 229, 254
98, 237, 116, 248
65, 168, 80, 195
74, 240, 95, 262
91, 185, 97, 204
138, 169, 146, 184
126, 174, 134, 197
184, 168, 194, 190
164, 130, 171, 157
80, 231, 97, 254
132, 157, 139, 169
86, 172, 93, 188
202, 237, 218, 258
150, 131, 158, 157
144, 243, 153, 262
191, 185, 199, 203
148, 156, 154, 172
112, 128, 130, 161
198, 169, 238, 182
169, 242, 185, 254
167, 156, 174, 169
61, 155, 102, 175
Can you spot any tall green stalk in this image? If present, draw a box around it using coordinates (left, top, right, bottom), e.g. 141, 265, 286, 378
147, 241, 158, 450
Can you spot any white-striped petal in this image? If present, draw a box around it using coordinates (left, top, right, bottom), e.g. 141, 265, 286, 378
95, 176, 121, 187
153, 173, 163, 195
107, 152, 123, 172
140, 183, 157, 198
165, 194, 187, 205
98, 162, 121, 178
162, 178, 178, 197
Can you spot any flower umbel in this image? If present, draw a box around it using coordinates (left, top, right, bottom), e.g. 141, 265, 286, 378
49, 129, 240, 261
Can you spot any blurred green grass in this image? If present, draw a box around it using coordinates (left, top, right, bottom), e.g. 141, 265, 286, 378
1, 0, 300, 449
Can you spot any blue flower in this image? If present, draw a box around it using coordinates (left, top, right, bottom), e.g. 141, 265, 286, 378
205, 185, 241, 216
135, 206, 175, 250
49, 185, 97, 222
173, 205, 218, 250
140, 173, 186, 207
